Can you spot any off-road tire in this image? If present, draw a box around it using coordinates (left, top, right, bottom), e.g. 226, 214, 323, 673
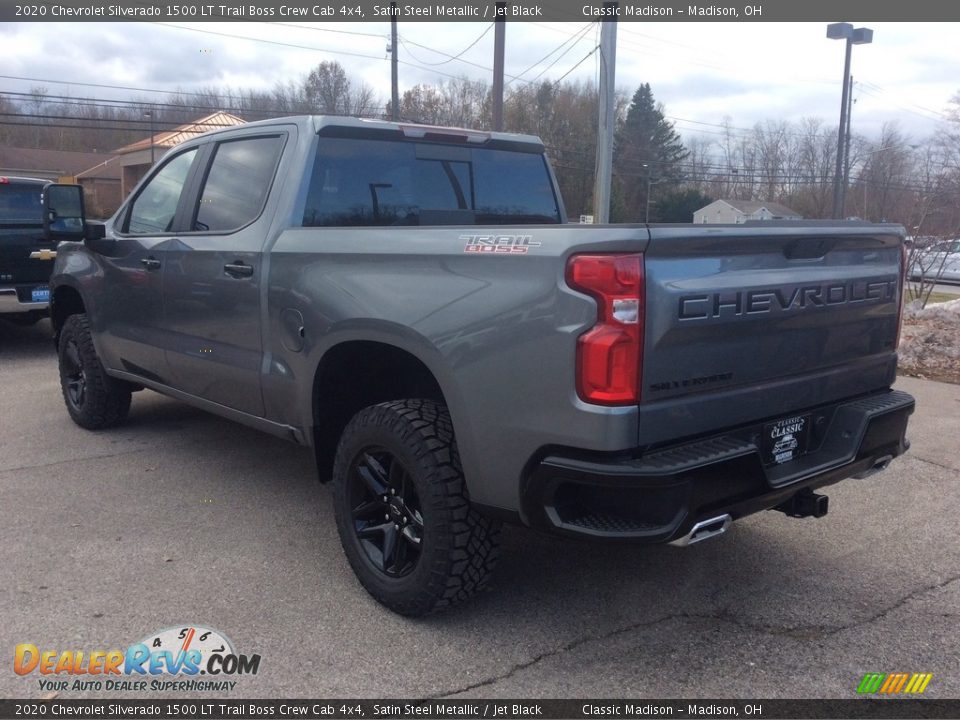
332, 399, 501, 616
58, 313, 132, 429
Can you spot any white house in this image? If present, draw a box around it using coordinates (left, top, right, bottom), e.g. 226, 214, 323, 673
693, 199, 803, 224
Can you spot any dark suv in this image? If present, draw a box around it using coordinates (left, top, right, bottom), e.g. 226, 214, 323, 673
0, 176, 59, 324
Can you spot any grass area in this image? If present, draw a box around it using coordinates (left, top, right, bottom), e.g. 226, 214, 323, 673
906, 291, 957, 306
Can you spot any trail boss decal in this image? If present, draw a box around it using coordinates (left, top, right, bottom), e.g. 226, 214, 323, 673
462, 234, 541, 254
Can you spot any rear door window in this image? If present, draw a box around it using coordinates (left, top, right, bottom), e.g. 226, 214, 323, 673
303, 138, 560, 227
192, 135, 284, 233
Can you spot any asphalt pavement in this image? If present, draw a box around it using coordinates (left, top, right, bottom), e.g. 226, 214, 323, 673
2, 318, 958, 700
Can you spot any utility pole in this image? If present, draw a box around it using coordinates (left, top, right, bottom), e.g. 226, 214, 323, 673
841, 74, 854, 215
827, 23, 872, 219
492, 1, 506, 131
390, 2, 399, 121
592, 2, 617, 224
831, 37, 853, 219
644, 168, 656, 223
143, 110, 155, 166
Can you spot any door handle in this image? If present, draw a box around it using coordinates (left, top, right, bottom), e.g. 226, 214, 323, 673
141, 257, 161, 270
224, 262, 254, 278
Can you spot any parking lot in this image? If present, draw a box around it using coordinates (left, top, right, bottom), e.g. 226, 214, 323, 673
2, 317, 958, 699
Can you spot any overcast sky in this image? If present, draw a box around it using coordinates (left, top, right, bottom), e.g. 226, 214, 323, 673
1, 21, 956, 144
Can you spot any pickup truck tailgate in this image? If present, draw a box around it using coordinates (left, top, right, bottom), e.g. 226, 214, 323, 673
642, 224, 903, 405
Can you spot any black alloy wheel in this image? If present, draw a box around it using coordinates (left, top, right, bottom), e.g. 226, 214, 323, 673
348, 448, 425, 578
61, 337, 87, 411
331, 399, 501, 616
57, 313, 132, 429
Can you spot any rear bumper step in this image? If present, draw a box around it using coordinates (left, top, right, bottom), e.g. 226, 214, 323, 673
523, 389, 914, 543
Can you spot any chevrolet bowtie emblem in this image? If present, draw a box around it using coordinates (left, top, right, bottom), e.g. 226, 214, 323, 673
30, 249, 57, 261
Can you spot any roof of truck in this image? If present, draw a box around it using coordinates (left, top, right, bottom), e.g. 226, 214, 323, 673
313, 115, 544, 147
184, 115, 545, 150
0, 175, 49, 186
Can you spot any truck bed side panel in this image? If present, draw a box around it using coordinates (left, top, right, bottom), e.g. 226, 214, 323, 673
264, 225, 648, 512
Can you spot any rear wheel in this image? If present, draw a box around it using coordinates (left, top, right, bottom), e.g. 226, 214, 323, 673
332, 399, 501, 616
58, 313, 132, 430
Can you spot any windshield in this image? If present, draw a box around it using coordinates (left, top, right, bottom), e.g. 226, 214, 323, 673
0, 185, 43, 224
303, 137, 562, 227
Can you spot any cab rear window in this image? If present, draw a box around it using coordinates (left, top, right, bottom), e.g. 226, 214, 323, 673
302, 138, 561, 227
0, 185, 42, 223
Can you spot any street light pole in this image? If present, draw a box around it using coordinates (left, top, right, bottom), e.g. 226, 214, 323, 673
842, 74, 854, 207
827, 22, 872, 219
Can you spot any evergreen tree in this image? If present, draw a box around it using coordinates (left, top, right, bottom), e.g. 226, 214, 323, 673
652, 188, 713, 223
613, 83, 688, 222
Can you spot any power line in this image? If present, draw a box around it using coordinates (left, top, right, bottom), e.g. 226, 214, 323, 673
507, 22, 594, 86
159, 19, 600, 93
855, 85, 945, 124
0, 91, 387, 118
154, 22, 499, 85
268, 22, 386, 39
553, 45, 601, 86
157, 23, 388, 61
528, 24, 597, 86
1, 90, 280, 115
857, 80, 947, 120
549, 159, 939, 192
0, 74, 267, 103
397, 23, 494, 67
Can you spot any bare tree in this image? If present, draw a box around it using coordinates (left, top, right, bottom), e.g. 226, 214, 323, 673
304, 61, 352, 115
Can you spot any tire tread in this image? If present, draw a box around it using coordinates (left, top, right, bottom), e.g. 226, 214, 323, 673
58, 313, 131, 430
333, 399, 500, 616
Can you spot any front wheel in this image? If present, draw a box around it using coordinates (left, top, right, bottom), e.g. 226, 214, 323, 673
332, 399, 501, 616
58, 313, 132, 430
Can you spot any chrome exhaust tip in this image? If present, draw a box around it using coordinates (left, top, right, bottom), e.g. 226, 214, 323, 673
669, 514, 732, 547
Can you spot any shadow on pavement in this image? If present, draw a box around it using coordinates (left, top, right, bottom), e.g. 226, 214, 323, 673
0, 317, 55, 360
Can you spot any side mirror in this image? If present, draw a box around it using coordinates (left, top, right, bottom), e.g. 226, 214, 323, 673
83, 221, 115, 255
43, 184, 86, 242
85, 222, 106, 241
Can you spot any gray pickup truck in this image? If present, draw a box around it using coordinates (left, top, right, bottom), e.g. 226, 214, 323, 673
47, 116, 914, 615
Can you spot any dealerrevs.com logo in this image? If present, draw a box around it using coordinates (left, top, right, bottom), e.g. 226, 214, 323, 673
14, 625, 261, 693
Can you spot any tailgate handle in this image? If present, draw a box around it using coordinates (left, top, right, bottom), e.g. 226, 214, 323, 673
224, 262, 254, 278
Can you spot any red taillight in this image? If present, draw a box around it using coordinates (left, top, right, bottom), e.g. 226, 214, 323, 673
566, 253, 644, 405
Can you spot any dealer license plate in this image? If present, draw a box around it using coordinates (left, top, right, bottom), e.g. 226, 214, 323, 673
761, 414, 811, 466
31, 286, 50, 302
